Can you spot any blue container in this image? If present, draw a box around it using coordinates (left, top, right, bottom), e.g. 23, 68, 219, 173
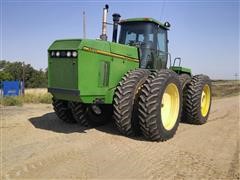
2, 81, 20, 96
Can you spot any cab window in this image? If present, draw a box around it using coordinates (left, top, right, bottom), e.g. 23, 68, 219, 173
157, 29, 167, 52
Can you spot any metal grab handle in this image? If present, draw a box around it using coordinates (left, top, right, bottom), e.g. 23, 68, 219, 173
173, 57, 181, 67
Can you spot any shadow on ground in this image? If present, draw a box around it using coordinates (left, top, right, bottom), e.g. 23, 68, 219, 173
29, 113, 90, 133
29, 112, 121, 135
29, 112, 147, 141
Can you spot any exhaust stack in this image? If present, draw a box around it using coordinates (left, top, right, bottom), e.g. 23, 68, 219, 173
100, 4, 109, 41
112, 13, 121, 43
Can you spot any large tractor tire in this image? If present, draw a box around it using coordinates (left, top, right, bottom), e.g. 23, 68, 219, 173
52, 98, 76, 123
113, 69, 150, 136
179, 74, 191, 121
71, 102, 88, 126
183, 75, 212, 124
138, 70, 182, 141
179, 74, 191, 90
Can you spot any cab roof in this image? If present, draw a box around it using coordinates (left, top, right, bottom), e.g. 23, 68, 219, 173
119, 17, 169, 30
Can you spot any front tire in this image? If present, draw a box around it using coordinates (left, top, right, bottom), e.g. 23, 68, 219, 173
184, 75, 212, 124
138, 70, 182, 141
52, 98, 76, 123
71, 102, 88, 126
113, 69, 150, 136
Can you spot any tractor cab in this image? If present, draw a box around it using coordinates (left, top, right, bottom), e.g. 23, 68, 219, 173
118, 18, 170, 70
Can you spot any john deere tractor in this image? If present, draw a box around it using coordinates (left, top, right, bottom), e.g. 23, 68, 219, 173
48, 5, 212, 141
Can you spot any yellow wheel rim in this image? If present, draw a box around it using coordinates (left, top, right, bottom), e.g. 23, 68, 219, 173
161, 83, 180, 130
201, 84, 211, 117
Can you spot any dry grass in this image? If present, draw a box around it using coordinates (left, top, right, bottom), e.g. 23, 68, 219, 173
1, 88, 52, 106
25, 88, 48, 94
212, 80, 240, 97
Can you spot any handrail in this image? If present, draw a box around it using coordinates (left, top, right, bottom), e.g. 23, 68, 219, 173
173, 57, 181, 67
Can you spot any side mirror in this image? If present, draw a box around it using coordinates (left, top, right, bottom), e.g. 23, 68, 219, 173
164, 22, 171, 28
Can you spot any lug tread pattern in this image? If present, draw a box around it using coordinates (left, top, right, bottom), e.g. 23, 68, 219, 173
138, 69, 182, 141
184, 75, 211, 124
52, 99, 76, 123
179, 74, 191, 90
113, 69, 150, 136
71, 102, 88, 126
179, 74, 192, 121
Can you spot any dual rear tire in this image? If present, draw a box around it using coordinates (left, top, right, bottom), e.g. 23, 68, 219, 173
182, 75, 212, 124
113, 69, 183, 141
113, 69, 150, 136
113, 69, 212, 141
138, 70, 182, 141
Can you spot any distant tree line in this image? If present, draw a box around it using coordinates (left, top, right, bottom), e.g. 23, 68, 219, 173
0, 60, 48, 88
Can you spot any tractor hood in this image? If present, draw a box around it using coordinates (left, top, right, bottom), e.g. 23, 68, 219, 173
48, 38, 139, 103
48, 39, 82, 50
48, 39, 139, 60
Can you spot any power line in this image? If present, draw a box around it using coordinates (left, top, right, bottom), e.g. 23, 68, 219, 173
83, 11, 86, 39
160, 0, 167, 21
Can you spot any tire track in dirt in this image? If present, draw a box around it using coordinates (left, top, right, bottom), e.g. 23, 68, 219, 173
6, 149, 88, 179
227, 143, 240, 179
147, 151, 225, 179
2, 96, 239, 179
5, 131, 109, 178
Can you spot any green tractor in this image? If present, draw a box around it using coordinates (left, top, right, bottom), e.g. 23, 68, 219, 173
48, 5, 212, 141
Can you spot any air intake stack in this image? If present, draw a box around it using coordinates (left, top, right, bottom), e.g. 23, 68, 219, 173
100, 4, 109, 41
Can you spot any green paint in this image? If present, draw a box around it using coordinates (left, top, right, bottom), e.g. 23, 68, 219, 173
110, 42, 139, 59
48, 38, 193, 104
49, 39, 82, 50
48, 39, 139, 104
120, 17, 169, 30
99, 61, 110, 87
170, 66, 192, 75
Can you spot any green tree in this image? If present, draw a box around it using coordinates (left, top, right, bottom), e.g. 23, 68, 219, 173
0, 60, 48, 88
0, 71, 13, 81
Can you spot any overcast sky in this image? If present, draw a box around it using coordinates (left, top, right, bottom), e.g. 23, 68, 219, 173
1, 0, 239, 79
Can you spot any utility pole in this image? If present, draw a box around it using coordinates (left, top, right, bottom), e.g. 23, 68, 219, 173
83, 11, 86, 39
22, 62, 25, 95
234, 73, 238, 81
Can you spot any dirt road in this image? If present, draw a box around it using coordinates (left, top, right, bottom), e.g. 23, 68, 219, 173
1, 96, 239, 179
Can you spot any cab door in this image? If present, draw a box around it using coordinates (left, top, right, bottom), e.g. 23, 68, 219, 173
155, 28, 168, 70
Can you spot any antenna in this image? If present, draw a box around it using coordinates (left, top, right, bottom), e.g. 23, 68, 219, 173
160, 0, 166, 21
83, 11, 86, 39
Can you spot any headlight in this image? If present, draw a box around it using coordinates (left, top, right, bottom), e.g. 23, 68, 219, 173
72, 51, 78, 57
56, 51, 60, 57
51, 51, 55, 57
50, 50, 77, 58
67, 51, 71, 57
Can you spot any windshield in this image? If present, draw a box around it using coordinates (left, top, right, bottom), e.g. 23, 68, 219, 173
119, 21, 168, 70
119, 22, 156, 46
